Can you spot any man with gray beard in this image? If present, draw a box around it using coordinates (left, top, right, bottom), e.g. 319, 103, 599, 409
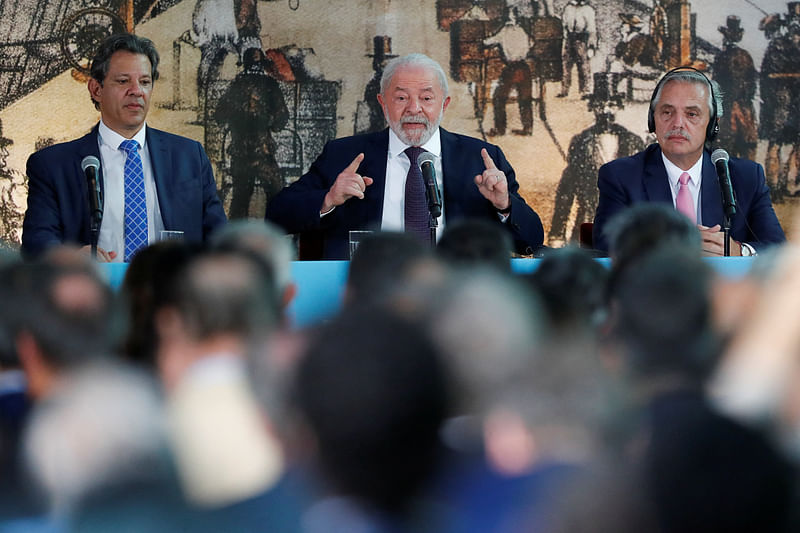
265, 53, 544, 260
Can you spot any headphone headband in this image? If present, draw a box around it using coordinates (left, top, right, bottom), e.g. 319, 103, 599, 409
647, 66, 720, 142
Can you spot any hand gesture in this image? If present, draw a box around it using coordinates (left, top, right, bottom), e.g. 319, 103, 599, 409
321, 153, 373, 213
698, 224, 743, 256
474, 148, 510, 211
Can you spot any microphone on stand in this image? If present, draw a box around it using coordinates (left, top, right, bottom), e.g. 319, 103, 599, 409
711, 148, 736, 218
81, 155, 103, 223
417, 151, 442, 219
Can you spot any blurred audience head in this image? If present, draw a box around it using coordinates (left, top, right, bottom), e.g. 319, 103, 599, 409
610, 245, 719, 389
23, 363, 172, 518
525, 246, 608, 336
154, 247, 279, 388
605, 204, 701, 299
8, 257, 119, 399
120, 241, 201, 369
293, 306, 449, 514
210, 219, 296, 319
345, 231, 439, 308
436, 218, 512, 272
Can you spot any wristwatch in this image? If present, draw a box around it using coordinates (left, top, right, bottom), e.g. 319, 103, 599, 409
740, 242, 756, 257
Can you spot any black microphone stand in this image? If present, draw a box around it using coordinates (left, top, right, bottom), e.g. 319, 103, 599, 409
90, 209, 102, 260
723, 212, 731, 257
428, 211, 439, 249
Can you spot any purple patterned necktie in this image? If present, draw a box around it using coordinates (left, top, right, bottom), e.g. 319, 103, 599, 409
404, 146, 430, 243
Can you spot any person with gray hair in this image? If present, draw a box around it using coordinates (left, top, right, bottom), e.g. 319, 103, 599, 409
209, 219, 296, 321
593, 67, 785, 255
266, 53, 544, 259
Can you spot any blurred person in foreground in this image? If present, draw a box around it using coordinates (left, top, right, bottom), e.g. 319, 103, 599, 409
152, 247, 309, 530
22, 363, 196, 533
593, 67, 785, 255
710, 230, 800, 464
421, 269, 612, 533
436, 217, 513, 273
344, 230, 438, 309
266, 53, 544, 259
609, 245, 796, 533
292, 305, 450, 532
209, 219, 297, 323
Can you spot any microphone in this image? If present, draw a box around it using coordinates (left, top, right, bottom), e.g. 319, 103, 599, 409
417, 151, 442, 219
81, 155, 103, 223
711, 148, 736, 218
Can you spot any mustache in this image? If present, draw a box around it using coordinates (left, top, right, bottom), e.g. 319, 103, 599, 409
665, 129, 690, 140
400, 115, 430, 126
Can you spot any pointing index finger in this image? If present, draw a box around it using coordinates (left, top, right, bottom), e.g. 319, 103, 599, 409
345, 153, 365, 173
481, 148, 497, 170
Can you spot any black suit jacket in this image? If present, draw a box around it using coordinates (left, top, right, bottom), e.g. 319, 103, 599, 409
265, 128, 544, 259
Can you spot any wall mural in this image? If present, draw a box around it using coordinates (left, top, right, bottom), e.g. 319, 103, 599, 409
0, 0, 798, 248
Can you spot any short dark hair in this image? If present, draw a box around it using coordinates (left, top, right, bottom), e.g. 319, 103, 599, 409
345, 231, 433, 307
160, 248, 279, 342
89, 33, 160, 108
436, 218, 512, 272
8, 261, 118, 369
612, 245, 719, 383
293, 306, 449, 512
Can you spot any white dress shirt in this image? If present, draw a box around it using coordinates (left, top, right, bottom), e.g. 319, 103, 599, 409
97, 121, 164, 261
382, 128, 446, 239
662, 152, 703, 224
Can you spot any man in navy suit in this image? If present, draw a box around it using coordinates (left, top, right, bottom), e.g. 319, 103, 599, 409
265, 53, 544, 260
593, 68, 785, 255
22, 33, 226, 261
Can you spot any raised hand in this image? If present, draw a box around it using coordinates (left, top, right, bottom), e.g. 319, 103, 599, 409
473, 148, 510, 211
321, 153, 374, 213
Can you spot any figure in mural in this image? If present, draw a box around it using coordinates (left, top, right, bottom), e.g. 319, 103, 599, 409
557, 0, 596, 98
354, 36, 397, 135
593, 68, 785, 255
265, 53, 545, 260
712, 16, 758, 161
760, 14, 800, 200
0, 120, 23, 245
192, 0, 262, 120
21, 33, 227, 262
549, 72, 644, 245
484, 7, 534, 136
216, 47, 290, 219
612, 13, 660, 70
650, 0, 668, 65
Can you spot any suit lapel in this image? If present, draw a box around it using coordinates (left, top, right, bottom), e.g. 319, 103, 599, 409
77, 126, 104, 205
438, 128, 462, 218
146, 127, 172, 228
700, 152, 723, 226
362, 130, 389, 226
643, 146, 673, 204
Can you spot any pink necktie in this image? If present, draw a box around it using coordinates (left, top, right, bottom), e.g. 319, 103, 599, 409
676, 172, 695, 223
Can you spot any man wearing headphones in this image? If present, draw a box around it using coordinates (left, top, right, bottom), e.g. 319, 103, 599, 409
592, 68, 785, 255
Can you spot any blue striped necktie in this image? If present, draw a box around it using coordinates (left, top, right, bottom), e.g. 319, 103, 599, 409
120, 139, 148, 262
404, 146, 430, 243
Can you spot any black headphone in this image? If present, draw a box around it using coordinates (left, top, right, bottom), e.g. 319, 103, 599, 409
647, 66, 720, 142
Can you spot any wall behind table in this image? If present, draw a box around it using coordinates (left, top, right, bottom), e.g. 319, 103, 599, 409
1, 0, 797, 247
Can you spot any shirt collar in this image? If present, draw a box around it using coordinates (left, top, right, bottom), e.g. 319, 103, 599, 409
662, 151, 703, 189
388, 127, 442, 159
98, 120, 148, 151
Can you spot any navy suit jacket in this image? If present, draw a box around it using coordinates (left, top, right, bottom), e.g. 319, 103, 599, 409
265, 128, 544, 259
21, 125, 227, 259
593, 144, 785, 253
